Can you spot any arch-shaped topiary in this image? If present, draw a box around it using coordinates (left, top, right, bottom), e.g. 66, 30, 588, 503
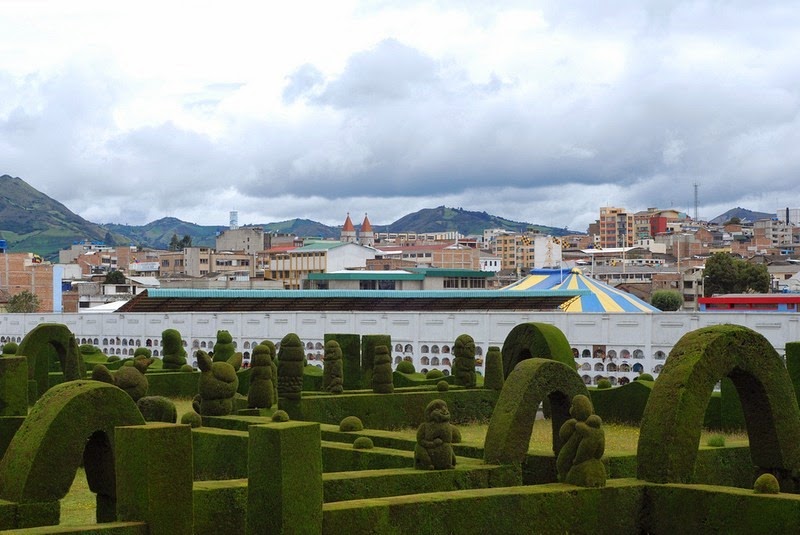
637, 324, 800, 486
0, 380, 144, 522
500, 322, 575, 379
17, 323, 86, 400
484, 358, 589, 465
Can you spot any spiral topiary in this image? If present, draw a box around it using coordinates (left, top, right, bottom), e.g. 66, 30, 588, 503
372, 345, 394, 394
277, 333, 304, 400
437, 380, 449, 392
248, 344, 276, 409
597, 378, 612, 389
192, 350, 239, 416
137, 396, 178, 423
426, 369, 444, 380
754, 473, 780, 494
1, 342, 18, 356
556, 394, 606, 487
483, 346, 504, 391
340, 416, 364, 432
323, 340, 344, 394
161, 329, 187, 370
396, 360, 415, 374
181, 410, 203, 428
272, 410, 290, 422
452, 334, 477, 388
353, 437, 374, 450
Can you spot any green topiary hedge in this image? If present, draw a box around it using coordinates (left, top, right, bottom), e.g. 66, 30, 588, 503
483, 346, 504, 391
277, 333, 304, 401
395, 360, 415, 374
161, 328, 187, 370
500, 322, 575, 379
361, 334, 391, 389
17, 323, 86, 400
371, 346, 394, 394
322, 341, 344, 395
137, 396, 177, 423
325, 334, 361, 390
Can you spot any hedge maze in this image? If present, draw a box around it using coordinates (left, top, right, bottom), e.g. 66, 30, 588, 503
2, 322, 800, 532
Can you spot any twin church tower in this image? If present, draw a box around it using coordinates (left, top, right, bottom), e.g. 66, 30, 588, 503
340, 213, 375, 247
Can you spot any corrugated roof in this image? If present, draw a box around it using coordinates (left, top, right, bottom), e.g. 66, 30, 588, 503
308, 271, 424, 281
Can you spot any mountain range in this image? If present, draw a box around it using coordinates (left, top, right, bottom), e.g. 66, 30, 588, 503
0, 175, 573, 259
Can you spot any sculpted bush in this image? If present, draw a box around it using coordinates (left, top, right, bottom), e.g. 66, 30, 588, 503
340, 416, 364, 432
483, 346, 504, 391
181, 410, 203, 428
137, 396, 177, 423
212, 330, 242, 370
248, 344, 276, 409
396, 360, 415, 374
372, 345, 394, 394
556, 394, 606, 487
323, 340, 344, 394
192, 350, 239, 416
161, 329, 187, 370
92, 357, 153, 402
277, 334, 304, 400
452, 334, 477, 388
1, 342, 18, 356
414, 399, 461, 470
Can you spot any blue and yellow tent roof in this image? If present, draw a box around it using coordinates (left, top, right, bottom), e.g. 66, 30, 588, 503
503, 268, 660, 313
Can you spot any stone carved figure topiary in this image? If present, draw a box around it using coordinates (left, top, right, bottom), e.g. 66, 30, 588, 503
261, 340, 279, 403
248, 344, 276, 409
452, 334, 477, 388
161, 328, 187, 370
192, 350, 239, 416
556, 394, 607, 487
414, 399, 461, 470
92, 357, 153, 402
372, 345, 394, 394
212, 330, 243, 371
277, 333, 304, 401
322, 340, 344, 394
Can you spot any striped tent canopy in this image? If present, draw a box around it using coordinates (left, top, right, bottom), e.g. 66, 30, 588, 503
503, 268, 660, 313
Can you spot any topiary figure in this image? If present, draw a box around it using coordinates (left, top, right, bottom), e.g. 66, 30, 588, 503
92, 357, 153, 402
754, 473, 780, 494
372, 345, 394, 394
248, 344, 276, 409
133, 347, 152, 359
556, 394, 606, 487
426, 369, 444, 380
212, 330, 243, 371
161, 329, 187, 370
353, 437, 374, 450
272, 410, 290, 422
181, 410, 203, 428
437, 380, 449, 392
322, 340, 344, 394
484, 346, 504, 391
192, 350, 239, 416
261, 340, 279, 403
137, 396, 177, 423
635, 373, 654, 382
452, 334, 477, 388
396, 360, 415, 374
277, 333, 304, 401
1, 342, 18, 356
415, 399, 460, 470
340, 416, 364, 432
597, 378, 612, 389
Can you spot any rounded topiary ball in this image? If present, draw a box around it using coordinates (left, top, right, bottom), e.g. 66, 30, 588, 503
437, 380, 449, 392
1, 342, 19, 355
396, 360, 416, 374
426, 369, 444, 380
597, 379, 612, 389
272, 410, 290, 422
340, 415, 364, 432
107, 355, 120, 362
181, 410, 203, 428
353, 437, 374, 450
180, 364, 195, 373
636, 373, 654, 381
754, 473, 780, 494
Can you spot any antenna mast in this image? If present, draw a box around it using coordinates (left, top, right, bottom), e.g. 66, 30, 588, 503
693, 183, 699, 221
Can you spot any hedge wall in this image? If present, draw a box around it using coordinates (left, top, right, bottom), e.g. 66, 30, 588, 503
321, 441, 413, 472
192, 428, 249, 480
193, 480, 247, 535
589, 380, 653, 424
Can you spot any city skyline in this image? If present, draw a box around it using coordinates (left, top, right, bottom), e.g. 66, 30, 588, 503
1, 2, 799, 231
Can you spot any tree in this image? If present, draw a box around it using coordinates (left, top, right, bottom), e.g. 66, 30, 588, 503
650, 290, 683, 311
6, 290, 40, 313
179, 235, 192, 249
168, 233, 180, 251
104, 270, 126, 284
703, 253, 771, 296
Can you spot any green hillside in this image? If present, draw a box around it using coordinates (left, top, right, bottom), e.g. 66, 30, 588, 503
381, 206, 573, 236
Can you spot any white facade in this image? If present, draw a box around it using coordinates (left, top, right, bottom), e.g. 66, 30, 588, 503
1, 310, 798, 385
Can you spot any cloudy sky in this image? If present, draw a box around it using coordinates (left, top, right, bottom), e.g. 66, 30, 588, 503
1, 1, 798, 232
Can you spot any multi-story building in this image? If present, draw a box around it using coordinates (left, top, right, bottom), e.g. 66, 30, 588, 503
599, 207, 635, 248
753, 218, 793, 253
0, 252, 60, 312
215, 226, 267, 256
159, 247, 254, 279
268, 241, 376, 289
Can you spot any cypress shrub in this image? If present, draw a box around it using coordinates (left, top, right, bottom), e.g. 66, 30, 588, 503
137, 396, 177, 423
133, 347, 152, 359
181, 410, 202, 428
260, 340, 278, 404
248, 344, 276, 409
161, 329, 187, 370
323, 340, 344, 394
353, 437, 374, 450
361, 334, 391, 389
754, 473, 780, 494
180, 364, 194, 373
1, 342, 18, 355
396, 360, 415, 374
193, 350, 239, 416
340, 416, 364, 432
426, 369, 444, 380
277, 333, 304, 400
107, 355, 120, 363
453, 334, 477, 388
597, 379, 612, 389
325, 334, 362, 390
437, 380, 449, 392
372, 345, 394, 394
635, 373, 654, 381
483, 346, 504, 391
272, 409, 290, 422
212, 330, 235, 362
